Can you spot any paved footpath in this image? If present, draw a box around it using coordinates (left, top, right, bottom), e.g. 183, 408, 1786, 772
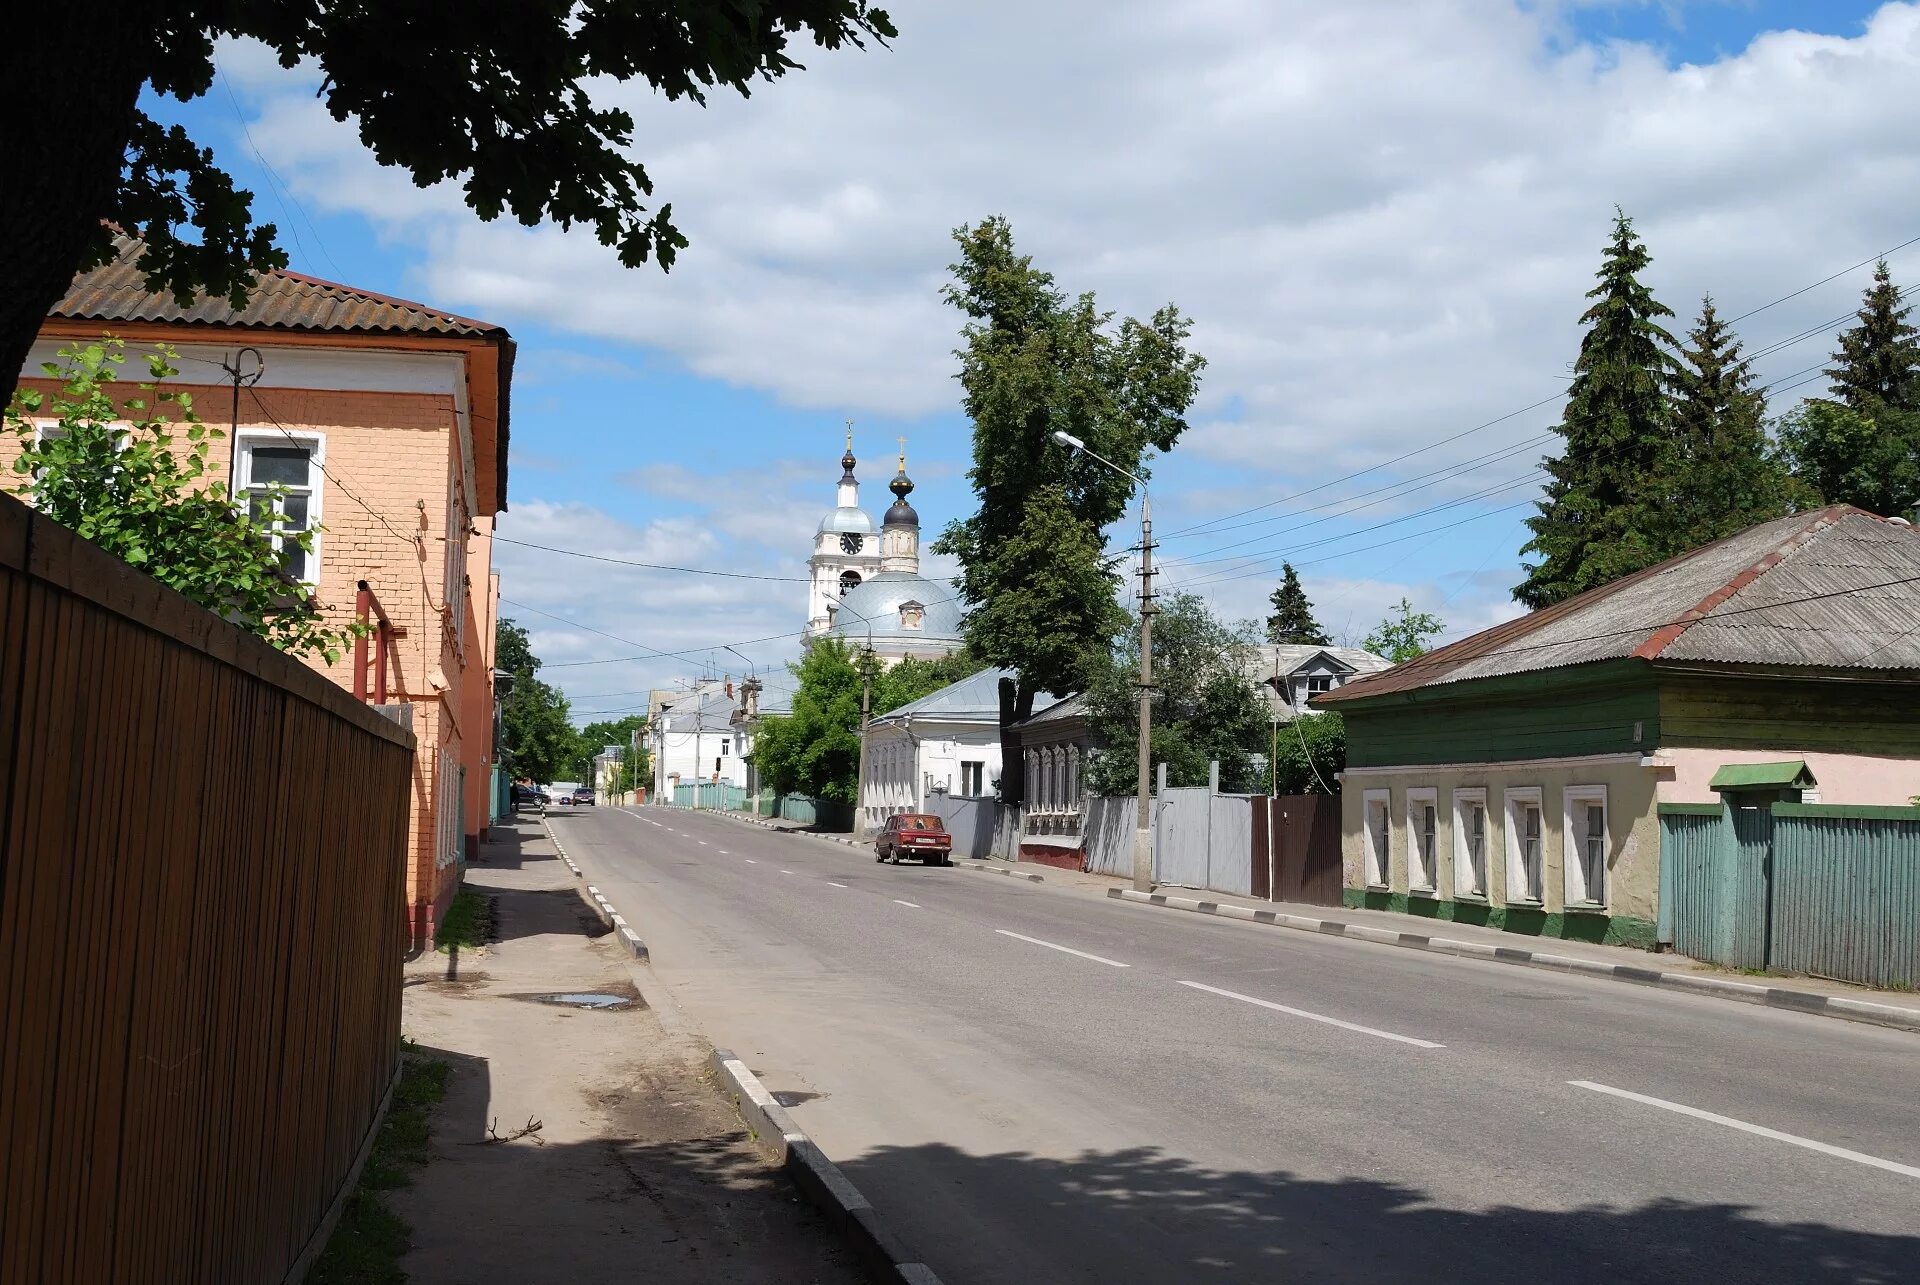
389, 821, 858, 1285
552, 803, 1920, 1285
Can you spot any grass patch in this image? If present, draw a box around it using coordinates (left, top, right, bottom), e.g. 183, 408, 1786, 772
308, 1044, 450, 1285
434, 889, 491, 953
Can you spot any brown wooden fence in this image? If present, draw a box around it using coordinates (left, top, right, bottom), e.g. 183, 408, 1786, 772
0, 494, 415, 1283
1251, 794, 1344, 906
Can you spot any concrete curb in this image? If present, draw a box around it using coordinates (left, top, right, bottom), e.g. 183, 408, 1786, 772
709, 1049, 942, 1284
959, 859, 1045, 883
1107, 888, 1920, 1035
543, 816, 649, 962
695, 805, 867, 849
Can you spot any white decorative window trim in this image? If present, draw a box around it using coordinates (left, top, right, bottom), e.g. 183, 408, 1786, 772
1562, 784, 1609, 910
1362, 788, 1392, 889
1452, 787, 1489, 899
1405, 787, 1439, 892
1503, 786, 1545, 906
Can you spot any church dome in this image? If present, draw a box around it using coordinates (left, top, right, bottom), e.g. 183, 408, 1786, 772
829, 571, 962, 648
819, 506, 875, 535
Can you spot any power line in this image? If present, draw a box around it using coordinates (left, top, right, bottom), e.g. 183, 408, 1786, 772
493, 536, 808, 582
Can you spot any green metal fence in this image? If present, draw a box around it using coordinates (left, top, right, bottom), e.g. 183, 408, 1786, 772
1658, 801, 1920, 986
671, 781, 748, 810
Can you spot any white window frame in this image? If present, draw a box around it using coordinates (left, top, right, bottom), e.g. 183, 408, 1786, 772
1562, 784, 1609, 909
1405, 787, 1439, 893
1362, 788, 1392, 889
1451, 788, 1489, 898
233, 430, 325, 586
960, 760, 984, 796
1504, 786, 1545, 905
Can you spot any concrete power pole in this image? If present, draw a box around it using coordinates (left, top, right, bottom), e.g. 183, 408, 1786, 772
1133, 495, 1156, 892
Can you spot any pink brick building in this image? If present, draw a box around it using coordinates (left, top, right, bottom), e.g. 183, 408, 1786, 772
7, 241, 513, 944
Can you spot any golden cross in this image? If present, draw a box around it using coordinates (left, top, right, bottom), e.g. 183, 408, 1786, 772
897, 436, 907, 470
845, 419, 854, 450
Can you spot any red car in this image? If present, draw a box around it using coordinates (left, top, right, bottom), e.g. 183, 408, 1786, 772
875, 813, 953, 865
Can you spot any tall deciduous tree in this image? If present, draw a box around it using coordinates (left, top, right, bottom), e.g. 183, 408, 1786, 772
496, 617, 575, 784
0, 1, 896, 405
570, 714, 649, 790
934, 216, 1206, 804
1265, 562, 1331, 646
1665, 296, 1799, 549
1362, 598, 1444, 664
1084, 593, 1267, 796
1516, 211, 1678, 609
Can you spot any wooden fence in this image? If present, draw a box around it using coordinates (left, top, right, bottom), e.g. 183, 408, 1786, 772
0, 494, 416, 1282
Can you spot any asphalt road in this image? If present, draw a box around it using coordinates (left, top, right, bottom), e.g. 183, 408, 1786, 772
549, 804, 1920, 1285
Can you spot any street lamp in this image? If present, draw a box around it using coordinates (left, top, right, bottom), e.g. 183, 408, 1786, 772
1052, 429, 1156, 892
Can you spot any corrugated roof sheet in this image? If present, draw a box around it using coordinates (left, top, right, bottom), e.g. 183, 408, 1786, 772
52, 237, 501, 338
1322, 506, 1920, 703
873, 667, 1062, 724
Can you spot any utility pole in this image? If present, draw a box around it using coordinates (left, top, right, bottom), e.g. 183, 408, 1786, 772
855, 646, 874, 834
1133, 495, 1155, 892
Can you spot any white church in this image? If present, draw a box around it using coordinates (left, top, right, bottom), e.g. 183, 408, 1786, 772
804, 432, 965, 667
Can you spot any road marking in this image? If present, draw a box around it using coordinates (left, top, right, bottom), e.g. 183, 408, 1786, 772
744, 859, 758, 865
827, 881, 849, 888
718, 850, 729, 855
893, 899, 921, 909
781, 870, 796, 875
995, 929, 1130, 968
1176, 981, 1445, 1048
1569, 1081, 1920, 1179
698, 841, 708, 846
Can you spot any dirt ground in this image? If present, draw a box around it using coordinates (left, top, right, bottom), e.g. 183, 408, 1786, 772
389, 821, 859, 1285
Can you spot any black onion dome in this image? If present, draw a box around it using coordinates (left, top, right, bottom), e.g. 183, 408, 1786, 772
885, 462, 918, 525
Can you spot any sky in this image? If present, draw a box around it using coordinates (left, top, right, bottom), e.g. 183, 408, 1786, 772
145, 0, 1917, 723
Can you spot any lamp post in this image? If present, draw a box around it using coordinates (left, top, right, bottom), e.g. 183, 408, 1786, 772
1052, 430, 1155, 892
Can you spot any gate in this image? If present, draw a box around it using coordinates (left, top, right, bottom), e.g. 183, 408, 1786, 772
1153, 787, 1212, 888
1259, 795, 1344, 906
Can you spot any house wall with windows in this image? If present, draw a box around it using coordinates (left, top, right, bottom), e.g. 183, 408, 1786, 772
1341, 754, 1662, 946
12, 263, 511, 946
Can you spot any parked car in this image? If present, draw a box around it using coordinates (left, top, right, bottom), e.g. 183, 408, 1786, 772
510, 783, 549, 811
550, 781, 581, 805
875, 813, 952, 865
569, 787, 596, 807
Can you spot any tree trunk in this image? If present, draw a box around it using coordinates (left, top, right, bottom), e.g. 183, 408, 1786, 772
996, 675, 1038, 806
0, 24, 149, 404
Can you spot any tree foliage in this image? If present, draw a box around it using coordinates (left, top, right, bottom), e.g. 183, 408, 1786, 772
753, 641, 982, 807
496, 617, 575, 783
570, 713, 649, 792
1362, 598, 1444, 664
1777, 260, 1920, 517
1084, 593, 1267, 797
1516, 211, 1678, 608
1271, 710, 1346, 796
1664, 295, 1802, 548
933, 216, 1205, 802
2, 1, 897, 406
7, 340, 354, 660
1265, 562, 1331, 646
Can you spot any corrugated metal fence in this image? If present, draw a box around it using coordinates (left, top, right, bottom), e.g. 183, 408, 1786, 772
0, 495, 414, 1282
1659, 801, 1920, 986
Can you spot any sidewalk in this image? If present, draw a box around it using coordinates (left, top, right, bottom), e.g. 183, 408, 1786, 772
390, 821, 859, 1285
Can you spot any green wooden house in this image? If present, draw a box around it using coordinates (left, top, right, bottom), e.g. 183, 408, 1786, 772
1314, 505, 1920, 949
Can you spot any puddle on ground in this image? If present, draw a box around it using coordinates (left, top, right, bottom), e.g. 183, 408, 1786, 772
523, 991, 635, 1010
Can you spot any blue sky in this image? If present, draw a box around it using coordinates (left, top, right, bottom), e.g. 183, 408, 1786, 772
146, 1, 1914, 719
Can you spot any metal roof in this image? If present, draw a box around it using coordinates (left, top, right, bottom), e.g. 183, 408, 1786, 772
830, 571, 963, 646
872, 667, 1061, 725
1321, 507, 1920, 704
53, 237, 503, 337
1709, 761, 1817, 790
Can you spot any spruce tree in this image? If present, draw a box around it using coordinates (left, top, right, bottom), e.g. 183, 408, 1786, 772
1665, 295, 1796, 550
1265, 563, 1331, 645
1825, 260, 1920, 412
1515, 211, 1678, 609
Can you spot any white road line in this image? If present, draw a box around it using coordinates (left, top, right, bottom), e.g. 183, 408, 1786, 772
698, 841, 708, 846
781, 870, 796, 875
1176, 981, 1445, 1048
744, 859, 758, 865
718, 850, 729, 855
827, 882, 849, 889
995, 929, 1130, 968
893, 899, 921, 909
1570, 1081, 1920, 1179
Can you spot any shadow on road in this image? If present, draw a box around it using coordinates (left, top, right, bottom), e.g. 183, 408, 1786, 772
830, 1141, 1918, 1284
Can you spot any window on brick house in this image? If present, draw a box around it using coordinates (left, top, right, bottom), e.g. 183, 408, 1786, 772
235, 434, 322, 583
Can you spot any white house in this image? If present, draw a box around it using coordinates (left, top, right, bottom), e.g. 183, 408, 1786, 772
650, 679, 751, 799
1240, 645, 1393, 721
858, 667, 1059, 833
